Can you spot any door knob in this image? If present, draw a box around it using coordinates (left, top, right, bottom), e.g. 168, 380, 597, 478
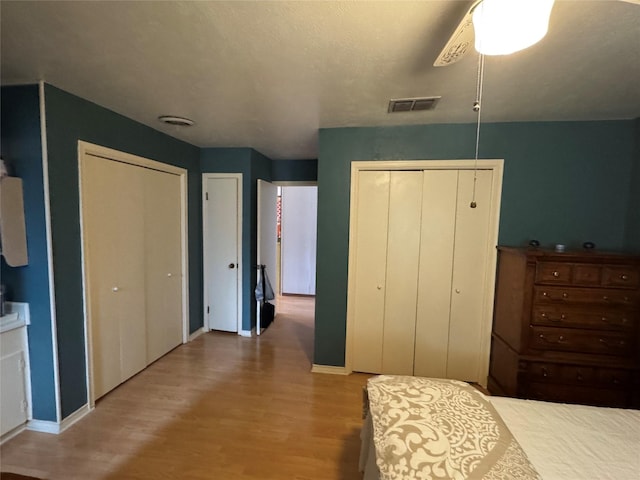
228, 263, 236, 269
112, 287, 119, 292
167, 273, 173, 277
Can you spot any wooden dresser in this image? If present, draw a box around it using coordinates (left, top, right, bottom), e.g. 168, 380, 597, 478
488, 246, 640, 408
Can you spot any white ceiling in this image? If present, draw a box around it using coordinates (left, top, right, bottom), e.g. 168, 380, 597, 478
2, 1, 639, 160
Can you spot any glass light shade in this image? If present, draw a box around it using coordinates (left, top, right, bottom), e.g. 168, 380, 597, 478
473, 0, 555, 55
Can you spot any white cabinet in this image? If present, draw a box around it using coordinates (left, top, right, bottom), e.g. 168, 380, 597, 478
1, 302, 31, 438
349, 168, 496, 384
81, 152, 184, 400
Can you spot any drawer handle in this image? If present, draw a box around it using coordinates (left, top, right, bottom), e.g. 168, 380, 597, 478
599, 338, 624, 348
541, 367, 548, 377
576, 372, 583, 381
612, 378, 620, 385
603, 295, 609, 301
552, 271, 560, 277
562, 293, 568, 299
542, 292, 548, 297
601, 316, 608, 323
620, 274, 629, 281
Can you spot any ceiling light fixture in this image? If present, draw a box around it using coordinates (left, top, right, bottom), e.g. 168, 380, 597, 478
158, 115, 195, 127
472, 0, 555, 56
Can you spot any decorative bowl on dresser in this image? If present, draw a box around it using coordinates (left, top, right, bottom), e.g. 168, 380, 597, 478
488, 246, 640, 408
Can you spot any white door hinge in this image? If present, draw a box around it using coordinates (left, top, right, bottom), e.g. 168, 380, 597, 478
21, 400, 28, 413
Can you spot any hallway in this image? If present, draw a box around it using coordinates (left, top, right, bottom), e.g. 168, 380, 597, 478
0, 296, 371, 479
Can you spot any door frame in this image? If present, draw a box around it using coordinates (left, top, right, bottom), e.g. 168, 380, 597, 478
344, 159, 504, 386
202, 173, 243, 334
78, 141, 190, 407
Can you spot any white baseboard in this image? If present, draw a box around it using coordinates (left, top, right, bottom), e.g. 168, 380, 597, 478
239, 328, 254, 337
27, 403, 92, 435
188, 327, 205, 341
311, 364, 350, 375
1, 423, 27, 445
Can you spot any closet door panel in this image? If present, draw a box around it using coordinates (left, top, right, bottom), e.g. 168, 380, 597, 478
352, 171, 390, 373
382, 171, 423, 375
144, 169, 183, 363
115, 163, 147, 382
447, 169, 494, 382
414, 170, 458, 378
82, 155, 123, 399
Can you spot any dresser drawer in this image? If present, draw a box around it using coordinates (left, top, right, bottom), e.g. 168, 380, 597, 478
536, 262, 572, 284
531, 305, 635, 330
523, 382, 629, 408
534, 286, 636, 306
524, 362, 633, 387
572, 264, 602, 286
529, 326, 632, 356
603, 266, 640, 288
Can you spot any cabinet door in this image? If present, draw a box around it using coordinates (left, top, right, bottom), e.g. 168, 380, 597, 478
351, 171, 390, 373
447, 169, 493, 382
381, 171, 423, 375
414, 170, 458, 378
144, 169, 183, 363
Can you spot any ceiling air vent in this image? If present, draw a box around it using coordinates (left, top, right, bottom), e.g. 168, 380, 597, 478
388, 96, 441, 113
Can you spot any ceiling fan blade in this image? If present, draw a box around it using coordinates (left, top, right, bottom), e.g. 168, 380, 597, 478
434, 1, 481, 67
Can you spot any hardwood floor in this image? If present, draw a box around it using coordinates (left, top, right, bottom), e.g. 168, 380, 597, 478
1, 296, 372, 479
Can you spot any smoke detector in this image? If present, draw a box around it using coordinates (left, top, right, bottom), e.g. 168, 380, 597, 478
388, 96, 441, 113
158, 115, 195, 126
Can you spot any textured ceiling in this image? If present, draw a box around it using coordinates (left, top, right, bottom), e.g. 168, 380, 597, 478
2, 1, 639, 160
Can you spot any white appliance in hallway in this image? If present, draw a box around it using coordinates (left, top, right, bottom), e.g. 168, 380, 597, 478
280, 186, 317, 295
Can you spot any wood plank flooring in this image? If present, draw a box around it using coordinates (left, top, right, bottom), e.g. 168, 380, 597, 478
1, 296, 372, 479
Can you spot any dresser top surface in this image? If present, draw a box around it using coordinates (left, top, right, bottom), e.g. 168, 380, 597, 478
498, 246, 640, 264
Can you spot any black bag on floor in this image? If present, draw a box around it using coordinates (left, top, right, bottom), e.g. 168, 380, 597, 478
262, 301, 275, 329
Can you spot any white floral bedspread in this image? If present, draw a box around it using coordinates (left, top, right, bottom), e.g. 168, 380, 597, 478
367, 375, 541, 480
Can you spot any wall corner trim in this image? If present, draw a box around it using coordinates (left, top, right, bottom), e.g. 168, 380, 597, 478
27, 403, 92, 435
188, 327, 205, 342
311, 364, 350, 375
239, 328, 255, 338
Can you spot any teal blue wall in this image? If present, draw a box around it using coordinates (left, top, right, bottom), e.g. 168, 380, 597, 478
44, 84, 201, 418
272, 159, 317, 182
625, 118, 640, 252
200, 148, 273, 331
315, 120, 637, 366
1, 85, 58, 421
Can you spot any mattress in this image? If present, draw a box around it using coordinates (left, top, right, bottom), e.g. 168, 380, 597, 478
362, 375, 640, 480
489, 395, 640, 480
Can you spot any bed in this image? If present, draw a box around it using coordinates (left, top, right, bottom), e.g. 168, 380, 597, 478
359, 375, 640, 480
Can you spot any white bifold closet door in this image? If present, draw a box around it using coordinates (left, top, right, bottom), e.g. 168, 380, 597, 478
351, 169, 493, 383
82, 154, 182, 400
144, 168, 183, 363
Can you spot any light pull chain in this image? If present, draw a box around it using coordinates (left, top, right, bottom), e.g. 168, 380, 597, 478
471, 53, 485, 209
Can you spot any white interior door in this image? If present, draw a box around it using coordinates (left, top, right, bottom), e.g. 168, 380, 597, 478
82, 154, 146, 397
382, 171, 423, 375
145, 168, 183, 362
204, 175, 242, 333
281, 186, 317, 295
257, 180, 278, 333
446, 169, 494, 381
351, 171, 390, 374
347, 161, 503, 385
414, 170, 458, 378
